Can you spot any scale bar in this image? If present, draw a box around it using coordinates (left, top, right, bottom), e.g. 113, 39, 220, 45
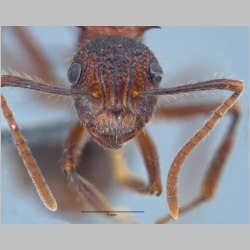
81, 211, 144, 213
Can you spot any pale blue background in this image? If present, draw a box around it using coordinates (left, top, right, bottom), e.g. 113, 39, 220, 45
1, 26, 249, 224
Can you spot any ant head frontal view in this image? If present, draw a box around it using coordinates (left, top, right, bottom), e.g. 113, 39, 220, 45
1, 27, 247, 224
68, 35, 163, 149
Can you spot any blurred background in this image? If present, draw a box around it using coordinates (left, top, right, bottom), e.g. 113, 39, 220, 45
1, 26, 249, 224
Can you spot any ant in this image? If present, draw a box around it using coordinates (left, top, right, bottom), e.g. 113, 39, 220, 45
1, 26, 248, 224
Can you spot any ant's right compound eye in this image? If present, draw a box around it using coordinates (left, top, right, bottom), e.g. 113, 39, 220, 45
67, 62, 82, 85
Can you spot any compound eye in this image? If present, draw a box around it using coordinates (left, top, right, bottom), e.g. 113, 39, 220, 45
148, 61, 163, 85
67, 62, 82, 85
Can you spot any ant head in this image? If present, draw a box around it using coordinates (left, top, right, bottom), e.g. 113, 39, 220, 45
68, 35, 163, 149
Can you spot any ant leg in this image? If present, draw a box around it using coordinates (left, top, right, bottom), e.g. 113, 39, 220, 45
136, 130, 162, 196
61, 121, 111, 210
154, 102, 239, 120
61, 121, 88, 175
109, 129, 162, 196
154, 102, 240, 223
109, 148, 150, 194
1, 94, 57, 211
154, 103, 221, 120
7, 27, 58, 84
61, 121, 137, 223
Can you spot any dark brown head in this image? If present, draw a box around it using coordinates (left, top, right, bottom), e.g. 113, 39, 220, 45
68, 36, 163, 149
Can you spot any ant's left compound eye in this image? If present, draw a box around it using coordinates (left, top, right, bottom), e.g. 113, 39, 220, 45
67, 62, 83, 85
148, 61, 163, 85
